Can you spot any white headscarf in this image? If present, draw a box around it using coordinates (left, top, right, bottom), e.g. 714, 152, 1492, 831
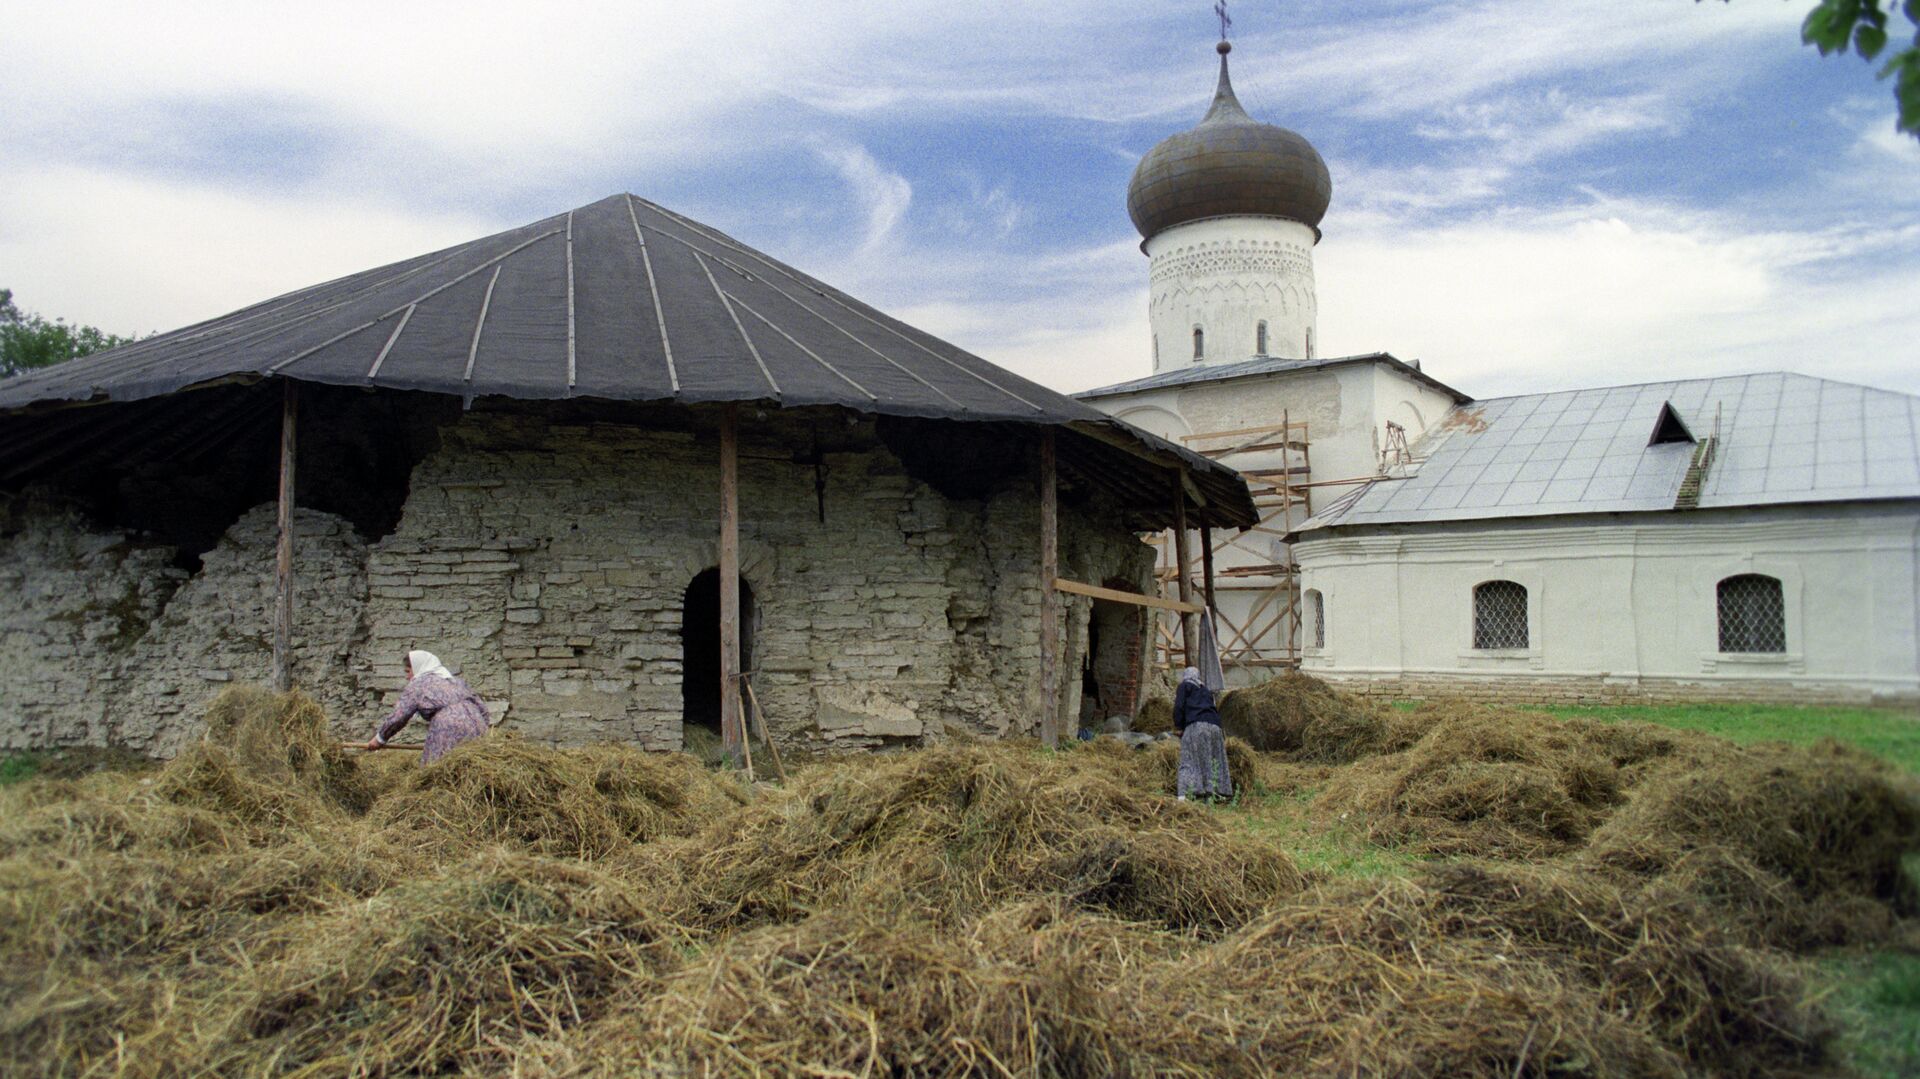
1179, 666, 1203, 688
407, 649, 454, 681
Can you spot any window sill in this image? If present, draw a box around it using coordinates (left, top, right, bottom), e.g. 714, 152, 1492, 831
1700, 652, 1804, 674
1457, 648, 1544, 670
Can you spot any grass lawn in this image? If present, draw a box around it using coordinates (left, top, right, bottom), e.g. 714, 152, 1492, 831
1536, 700, 1920, 775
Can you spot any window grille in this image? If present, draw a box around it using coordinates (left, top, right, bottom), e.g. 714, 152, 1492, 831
1473, 581, 1528, 649
1256, 320, 1268, 355
1717, 574, 1785, 653
1192, 327, 1204, 359
1307, 589, 1324, 649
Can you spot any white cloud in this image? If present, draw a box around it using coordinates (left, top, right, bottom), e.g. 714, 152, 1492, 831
0, 167, 492, 336
811, 142, 913, 254
1315, 201, 1920, 398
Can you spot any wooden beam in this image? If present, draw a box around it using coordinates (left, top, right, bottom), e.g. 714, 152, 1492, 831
718, 404, 743, 765
1039, 429, 1059, 749
1044, 424, 1059, 744
271, 381, 297, 693
1171, 471, 1195, 664
1054, 577, 1202, 614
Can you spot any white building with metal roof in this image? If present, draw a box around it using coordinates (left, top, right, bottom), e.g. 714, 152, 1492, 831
1289, 373, 1920, 705
1077, 38, 1920, 705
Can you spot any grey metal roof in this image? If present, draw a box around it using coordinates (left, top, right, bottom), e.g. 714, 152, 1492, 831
1075, 351, 1470, 403
0, 192, 1257, 527
1293, 372, 1920, 534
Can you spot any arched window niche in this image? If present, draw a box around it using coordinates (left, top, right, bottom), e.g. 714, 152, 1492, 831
1717, 574, 1785, 654
1472, 580, 1528, 650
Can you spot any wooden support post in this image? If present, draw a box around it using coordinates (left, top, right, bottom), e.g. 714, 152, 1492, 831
1172, 470, 1195, 667
1038, 429, 1060, 748
1201, 525, 1216, 614
271, 381, 298, 693
718, 404, 743, 765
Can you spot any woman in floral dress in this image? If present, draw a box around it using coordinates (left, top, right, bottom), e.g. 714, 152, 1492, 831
364, 649, 491, 763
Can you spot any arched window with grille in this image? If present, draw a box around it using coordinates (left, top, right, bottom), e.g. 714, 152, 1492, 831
1472, 580, 1529, 649
1306, 588, 1325, 649
1192, 327, 1204, 359
1717, 574, 1785, 653
1256, 320, 1269, 355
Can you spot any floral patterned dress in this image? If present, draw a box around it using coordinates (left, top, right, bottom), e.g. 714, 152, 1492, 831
375, 675, 491, 763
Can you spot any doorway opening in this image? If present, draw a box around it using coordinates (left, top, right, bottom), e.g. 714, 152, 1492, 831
1085, 582, 1146, 731
681, 568, 756, 737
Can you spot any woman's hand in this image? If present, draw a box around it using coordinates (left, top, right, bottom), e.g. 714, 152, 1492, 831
364, 738, 382, 752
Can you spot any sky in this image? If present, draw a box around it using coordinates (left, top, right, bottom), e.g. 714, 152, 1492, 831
1, 0, 1915, 402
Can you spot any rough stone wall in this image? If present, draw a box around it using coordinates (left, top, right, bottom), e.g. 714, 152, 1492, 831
0, 496, 182, 749
116, 506, 370, 755
0, 410, 1154, 756
351, 412, 1150, 753
0, 498, 372, 754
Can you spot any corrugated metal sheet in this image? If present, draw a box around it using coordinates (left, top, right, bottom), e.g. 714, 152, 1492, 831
1075, 351, 1468, 402
1295, 373, 1920, 533
0, 193, 1257, 527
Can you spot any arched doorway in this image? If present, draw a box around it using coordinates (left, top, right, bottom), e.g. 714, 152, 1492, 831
681, 568, 756, 736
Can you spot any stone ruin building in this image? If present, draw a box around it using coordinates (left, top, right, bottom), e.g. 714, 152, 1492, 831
0, 194, 1255, 757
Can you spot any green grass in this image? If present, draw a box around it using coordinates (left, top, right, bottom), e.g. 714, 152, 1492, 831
1821, 950, 1920, 1079
0, 753, 45, 786
1217, 788, 1422, 881
1534, 701, 1920, 774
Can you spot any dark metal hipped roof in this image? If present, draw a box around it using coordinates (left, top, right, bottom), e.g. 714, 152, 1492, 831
0, 193, 1256, 527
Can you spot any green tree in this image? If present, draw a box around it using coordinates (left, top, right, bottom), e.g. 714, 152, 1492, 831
0, 288, 137, 378
1722, 1, 1920, 139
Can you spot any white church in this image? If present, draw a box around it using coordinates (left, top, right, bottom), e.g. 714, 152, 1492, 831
1077, 40, 1920, 707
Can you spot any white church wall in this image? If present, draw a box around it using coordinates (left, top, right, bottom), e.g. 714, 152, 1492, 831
1090, 360, 1464, 680
1297, 502, 1920, 704
1145, 216, 1319, 372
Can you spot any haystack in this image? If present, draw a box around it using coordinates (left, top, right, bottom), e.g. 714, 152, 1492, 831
1586, 737, 1920, 947
156, 686, 373, 822
1313, 707, 1625, 857
1217, 671, 1402, 760
660, 743, 1304, 932
369, 734, 748, 859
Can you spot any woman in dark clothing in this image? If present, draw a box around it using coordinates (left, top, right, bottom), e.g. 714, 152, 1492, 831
1173, 666, 1233, 801
364, 649, 491, 763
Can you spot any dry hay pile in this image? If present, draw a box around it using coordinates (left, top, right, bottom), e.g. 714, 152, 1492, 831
1584, 737, 1920, 948
1, 679, 1916, 1077
1313, 706, 1627, 857
656, 742, 1304, 933
1217, 670, 1408, 760
370, 733, 748, 859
